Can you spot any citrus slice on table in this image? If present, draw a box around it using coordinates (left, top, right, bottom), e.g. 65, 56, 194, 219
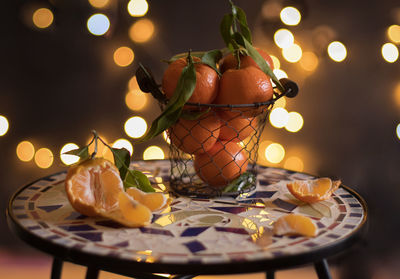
273, 214, 318, 237
287, 178, 341, 203
126, 187, 167, 212
65, 157, 153, 227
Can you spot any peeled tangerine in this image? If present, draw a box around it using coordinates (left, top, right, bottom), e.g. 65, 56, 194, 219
273, 214, 318, 237
65, 158, 165, 227
126, 187, 167, 212
287, 178, 341, 203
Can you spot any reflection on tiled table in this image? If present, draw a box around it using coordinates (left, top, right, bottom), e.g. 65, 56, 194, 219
7, 160, 367, 279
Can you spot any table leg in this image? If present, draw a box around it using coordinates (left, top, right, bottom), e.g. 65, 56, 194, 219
314, 259, 332, 279
50, 257, 63, 279
85, 266, 100, 279
265, 270, 275, 279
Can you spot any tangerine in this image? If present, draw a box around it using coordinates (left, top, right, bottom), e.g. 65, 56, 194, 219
126, 187, 167, 212
219, 47, 274, 73
194, 141, 248, 187
162, 57, 219, 104
215, 67, 273, 117
168, 113, 220, 154
273, 214, 318, 237
287, 178, 341, 203
218, 112, 258, 142
65, 157, 153, 227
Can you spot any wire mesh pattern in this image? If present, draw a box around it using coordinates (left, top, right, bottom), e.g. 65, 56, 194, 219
167, 103, 273, 197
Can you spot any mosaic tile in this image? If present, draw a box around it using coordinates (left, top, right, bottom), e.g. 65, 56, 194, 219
8, 161, 366, 266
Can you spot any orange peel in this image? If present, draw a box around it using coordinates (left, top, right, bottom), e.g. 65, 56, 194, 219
287, 178, 341, 203
65, 158, 154, 227
273, 214, 318, 237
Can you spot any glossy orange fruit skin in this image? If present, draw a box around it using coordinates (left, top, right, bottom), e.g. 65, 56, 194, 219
162, 57, 219, 104
215, 67, 273, 117
168, 113, 220, 154
219, 48, 274, 74
218, 111, 258, 142
194, 141, 248, 187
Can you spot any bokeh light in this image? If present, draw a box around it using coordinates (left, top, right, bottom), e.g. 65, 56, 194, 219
270, 55, 280, 69
128, 76, 139, 90
124, 116, 147, 138
32, 8, 54, 29
273, 69, 288, 79
397, 123, 400, 140
387, 25, 400, 44
114, 46, 134, 67
127, 0, 149, 17
265, 143, 285, 164
394, 83, 400, 107
143, 146, 165, 160
60, 143, 80, 165
34, 148, 53, 169
87, 14, 110, 36
300, 51, 319, 72
125, 89, 148, 111
280, 7, 301, 26
112, 139, 134, 155
285, 112, 304, 132
382, 43, 399, 63
0, 115, 9, 136
163, 131, 171, 144
282, 43, 302, 63
269, 107, 289, 128
16, 141, 35, 162
274, 29, 294, 49
284, 156, 304, 172
327, 41, 347, 62
129, 18, 154, 43
274, 97, 286, 108
88, 0, 110, 9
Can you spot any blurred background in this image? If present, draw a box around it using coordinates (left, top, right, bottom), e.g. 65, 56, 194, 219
1, 0, 400, 278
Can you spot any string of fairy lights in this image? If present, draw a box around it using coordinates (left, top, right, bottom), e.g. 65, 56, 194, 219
1, 0, 400, 172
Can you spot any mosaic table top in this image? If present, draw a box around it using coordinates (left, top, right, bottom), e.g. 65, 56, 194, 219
8, 160, 367, 273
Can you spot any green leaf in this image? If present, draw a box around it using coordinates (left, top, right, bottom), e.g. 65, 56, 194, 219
124, 169, 155, 193
235, 6, 252, 44
138, 57, 197, 142
220, 14, 235, 51
180, 108, 211, 120
222, 172, 255, 193
238, 34, 285, 93
110, 147, 131, 180
201, 49, 223, 75
63, 146, 89, 162
136, 64, 167, 103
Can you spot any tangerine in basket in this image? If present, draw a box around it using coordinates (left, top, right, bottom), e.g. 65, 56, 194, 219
162, 57, 219, 104
219, 47, 274, 74
168, 113, 220, 154
194, 141, 248, 187
218, 112, 258, 142
215, 67, 273, 117
65, 158, 152, 227
273, 214, 318, 237
126, 187, 167, 212
287, 178, 341, 203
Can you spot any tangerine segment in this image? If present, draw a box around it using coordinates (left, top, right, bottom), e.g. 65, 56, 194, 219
194, 141, 248, 187
273, 214, 318, 237
219, 47, 274, 73
126, 187, 167, 212
218, 112, 257, 142
100, 192, 153, 228
287, 178, 341, 203
65, 158, 124, 217
168, 113, 220, 154
162, 57, 219, 104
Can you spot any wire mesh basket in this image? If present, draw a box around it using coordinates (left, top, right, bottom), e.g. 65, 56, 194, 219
136, 65, 298, 198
